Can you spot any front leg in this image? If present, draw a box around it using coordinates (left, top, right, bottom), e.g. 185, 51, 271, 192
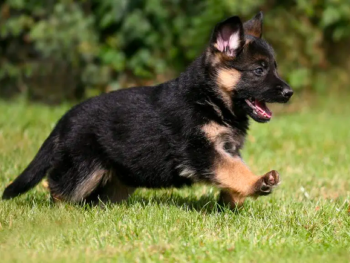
200, 121, 280, 209
214, 156, 280, 208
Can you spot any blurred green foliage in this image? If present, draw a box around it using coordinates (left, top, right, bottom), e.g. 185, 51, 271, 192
0, 0, 350, 102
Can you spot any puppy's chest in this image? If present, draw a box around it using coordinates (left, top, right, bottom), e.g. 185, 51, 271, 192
201, 121, 246, 157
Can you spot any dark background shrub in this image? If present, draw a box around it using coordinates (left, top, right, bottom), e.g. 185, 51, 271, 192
1, 0, 349, 103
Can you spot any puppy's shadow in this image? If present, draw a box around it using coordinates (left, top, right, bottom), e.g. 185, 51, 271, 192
3, 189, 237, 214
125, 191, 236, 214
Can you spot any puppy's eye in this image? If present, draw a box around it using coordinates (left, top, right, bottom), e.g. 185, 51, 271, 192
254, 67, 264, 76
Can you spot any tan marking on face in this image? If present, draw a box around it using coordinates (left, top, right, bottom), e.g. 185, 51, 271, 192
217, 68, 241, 92
206, 46, 241, 108
206, 49, 219, 67
209, 45, 238, 64
215, 68, 241, 108
253, 54, 270, 63
207, 48, 226, 67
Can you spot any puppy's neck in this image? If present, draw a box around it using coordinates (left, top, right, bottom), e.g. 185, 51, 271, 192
176, 54, 249, 133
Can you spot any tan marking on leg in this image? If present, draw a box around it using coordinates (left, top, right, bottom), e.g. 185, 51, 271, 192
41, 180, 49, 190
214, 156, 260, 197
216, 168, 280, 206
201, 121, 266, 206
71, 168, 111, 202
51, 193, 64, 203
101, 176, 135, 204
219, 189, 245, 209
201, 122, 262, 206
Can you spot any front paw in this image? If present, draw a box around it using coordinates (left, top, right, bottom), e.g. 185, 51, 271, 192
254, 170, 280, 196
218, 190, 245, 210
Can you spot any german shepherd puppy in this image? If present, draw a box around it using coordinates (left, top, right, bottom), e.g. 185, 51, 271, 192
2, 12, 293, 208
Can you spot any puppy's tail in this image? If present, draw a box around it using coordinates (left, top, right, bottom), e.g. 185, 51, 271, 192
2, 133, 57, 200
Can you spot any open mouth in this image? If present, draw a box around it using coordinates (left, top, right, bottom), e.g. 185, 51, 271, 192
245, 98, 272, 120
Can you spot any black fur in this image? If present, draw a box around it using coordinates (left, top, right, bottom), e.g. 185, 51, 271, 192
2, 13, 293, 204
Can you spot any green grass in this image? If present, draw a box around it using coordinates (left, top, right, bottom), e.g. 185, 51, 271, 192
0, 95, 350, 262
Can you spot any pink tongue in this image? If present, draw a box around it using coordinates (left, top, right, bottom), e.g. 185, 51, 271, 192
255, 100, 272, 118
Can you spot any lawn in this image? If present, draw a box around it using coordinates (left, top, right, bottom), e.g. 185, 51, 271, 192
0, 94, 349, 262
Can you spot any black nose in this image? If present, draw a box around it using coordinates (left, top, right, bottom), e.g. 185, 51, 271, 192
281, 88, 293, 98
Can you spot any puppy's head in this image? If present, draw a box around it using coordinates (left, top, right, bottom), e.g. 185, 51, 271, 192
207, 12, 293, 123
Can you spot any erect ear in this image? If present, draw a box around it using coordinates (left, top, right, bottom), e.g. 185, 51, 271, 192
211, 16, 245, 57
243, 12, 263, 38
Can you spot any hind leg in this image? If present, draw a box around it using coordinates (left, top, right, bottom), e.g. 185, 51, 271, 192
86, 171, 135, 205
48, 158, 135, 204
48, 156, 111, 203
